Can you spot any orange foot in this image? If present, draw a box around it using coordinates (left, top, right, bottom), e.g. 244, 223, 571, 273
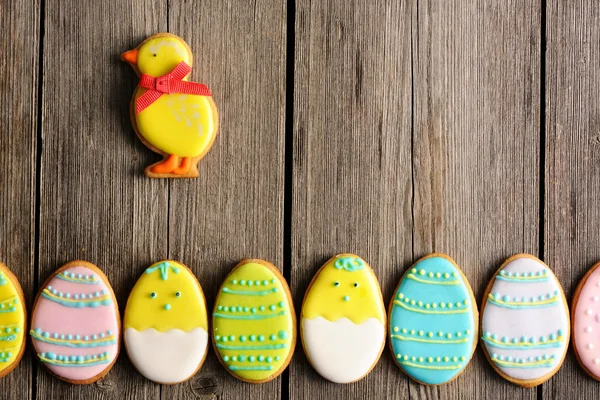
151, 154, 179, 174
172, 157, 192, 175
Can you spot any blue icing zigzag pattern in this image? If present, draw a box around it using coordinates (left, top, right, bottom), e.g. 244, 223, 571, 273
389, 256, 475, 385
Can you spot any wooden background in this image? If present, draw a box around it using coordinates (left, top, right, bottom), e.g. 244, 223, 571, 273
0, 0, 598, 398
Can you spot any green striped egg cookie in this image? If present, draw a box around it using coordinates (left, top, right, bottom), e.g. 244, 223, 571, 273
212, 259, 295, 383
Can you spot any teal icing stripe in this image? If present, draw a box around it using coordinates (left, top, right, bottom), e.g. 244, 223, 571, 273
487, 293, 558, 310
213, 311, 286, 320
334, 257, 365, 272
216, 343, 286, 351
495, 269, 549, 283
0, 334, 16, 342
56, 273, 99, 284
30, 332, 117, 348
228, 365, 273, 371
222, 287, 279, 296
41, 292, 112, 308
495, 275, 548, 283
481, 333, 564, 350
145, 261, 180, 281
491, 354, 556, 369
0, 296, 17, 313
40, 358, 110, 368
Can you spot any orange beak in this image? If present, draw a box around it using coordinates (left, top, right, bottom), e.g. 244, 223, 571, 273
121, 49, 138, 64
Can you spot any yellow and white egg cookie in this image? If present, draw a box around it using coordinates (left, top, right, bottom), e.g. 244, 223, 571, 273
124, 260, 208, 384
301, 254, 386, 383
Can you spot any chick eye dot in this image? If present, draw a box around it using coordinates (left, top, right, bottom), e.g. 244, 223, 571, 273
333, 281, 340, 287
150, 292, 157, 298
175, 291, 181, 297
353, 282, 359, 288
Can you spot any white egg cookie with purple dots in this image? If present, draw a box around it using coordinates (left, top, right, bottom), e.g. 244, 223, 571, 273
124, 260, 209, 384
480, 254, 569, 387
301, 254, 386, 383
389, 253, 477, 385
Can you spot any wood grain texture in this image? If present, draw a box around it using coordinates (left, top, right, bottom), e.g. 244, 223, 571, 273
544, 1, 600, 398
291, 1, 413, 398
0, 0, 39, 398
163, 1, 287, 399
37, 0, 168, 398
411, 1, 540, 399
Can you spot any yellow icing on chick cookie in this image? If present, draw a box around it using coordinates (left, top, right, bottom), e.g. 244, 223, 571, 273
0, 263, 25, 375
125, 261, 207, 332
213, 260, 295, 382
302, 254, 385, 324
133, 36, 216, 158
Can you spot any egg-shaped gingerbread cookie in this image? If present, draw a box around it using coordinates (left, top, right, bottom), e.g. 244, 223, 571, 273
301, 254, 386, 383
212, 259, 296, 383
571, 260, 600, 380
388, 253, 477, 385
480, 254, 569, 387
30, 261, 120, 384
124, 260, 209, 384
0, 262, 26, 378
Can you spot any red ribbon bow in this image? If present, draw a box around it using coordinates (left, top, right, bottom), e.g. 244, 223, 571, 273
136, 61, 212, 114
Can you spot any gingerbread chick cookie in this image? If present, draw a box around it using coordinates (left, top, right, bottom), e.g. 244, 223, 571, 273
212, 259, 296, 383
124, 261, 209, 384
480, 254, 569, 387
301, 254, 386, 383
121, 33, 218, 178
572, 260, 600, 380
389, 254, 477, 385
30, 261, 120, 384
0, 262, 26, 379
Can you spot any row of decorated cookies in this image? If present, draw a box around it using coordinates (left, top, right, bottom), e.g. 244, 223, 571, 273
0, 254, 598, 386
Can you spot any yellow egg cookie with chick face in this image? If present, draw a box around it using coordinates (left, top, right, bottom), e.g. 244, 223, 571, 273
122, 33, 218, 178
301, 254, 386, 383
124, 260, 208, 384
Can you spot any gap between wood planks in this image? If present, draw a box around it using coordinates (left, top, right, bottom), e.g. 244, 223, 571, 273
33, 0, 47, 399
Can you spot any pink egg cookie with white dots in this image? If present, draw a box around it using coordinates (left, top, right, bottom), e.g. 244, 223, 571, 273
573, 261, 600, 380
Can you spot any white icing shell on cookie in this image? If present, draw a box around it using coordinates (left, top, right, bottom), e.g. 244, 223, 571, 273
481, 256, 569, 382
302, 317, 384, 383
125, 327, 208, 383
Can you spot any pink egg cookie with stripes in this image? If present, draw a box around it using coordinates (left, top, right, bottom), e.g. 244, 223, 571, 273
30, 261, 120, 384
573, 261, 600, 380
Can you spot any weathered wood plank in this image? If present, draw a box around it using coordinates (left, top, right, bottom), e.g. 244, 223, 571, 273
0, 0, 39, 398
411, 1, 540, 399
163, 1, 287, 399
544, 1, 600, 399
291, 0, 413, 398
37, 0, 168, 398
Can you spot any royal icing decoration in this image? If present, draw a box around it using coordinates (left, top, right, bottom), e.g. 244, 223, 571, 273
481, 254, 569, 384
124, 261, 208, 384
0, 264, 25, 378
572, 261, 600, 379
301, 254, 385, 383
389, 254, 476, 385
30, 262, 120, 383
121, 33, 218, 178
213, 260, 295, 383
